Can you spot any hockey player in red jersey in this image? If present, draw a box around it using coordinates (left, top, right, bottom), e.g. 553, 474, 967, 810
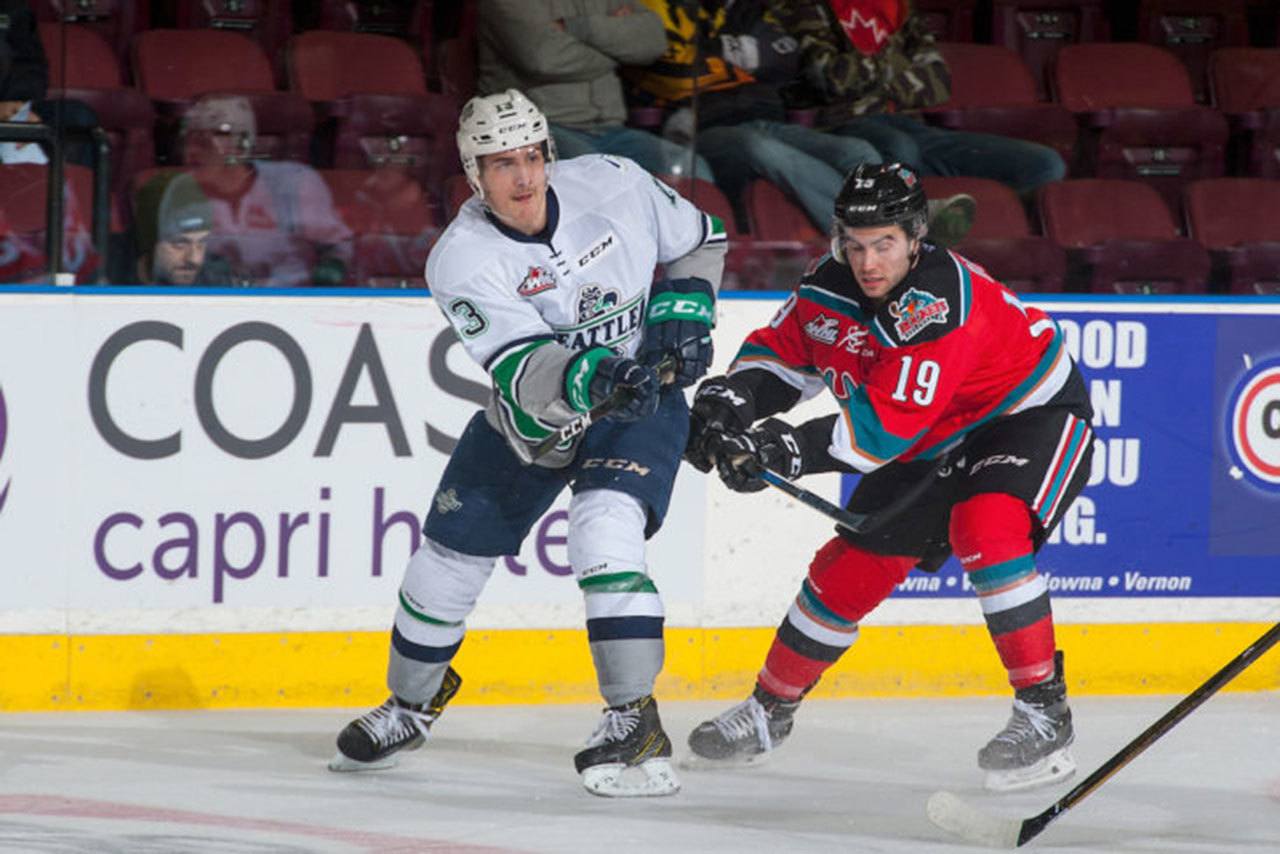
684, 162, 1093, 792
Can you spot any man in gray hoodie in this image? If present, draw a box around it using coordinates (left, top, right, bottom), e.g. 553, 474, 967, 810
478, 0, 714, 181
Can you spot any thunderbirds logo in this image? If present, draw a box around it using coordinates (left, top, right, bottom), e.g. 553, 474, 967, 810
803, 313, 841, 344
517, 265, 556, 297
576, 284, 621, 323
888, 288, 949, 341
557, 285, 643, 350
0, 386, 9, 515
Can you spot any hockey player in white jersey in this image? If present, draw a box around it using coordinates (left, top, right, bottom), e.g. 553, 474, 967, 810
329, 89, 727, 797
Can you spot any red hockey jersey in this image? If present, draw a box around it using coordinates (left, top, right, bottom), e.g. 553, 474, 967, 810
730, 244, 1080, 472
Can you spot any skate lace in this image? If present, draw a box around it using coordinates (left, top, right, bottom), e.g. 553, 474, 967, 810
358, 700, 433, 748
993, 699, 1056, 745
712, 697, 773, 750
586, 706, 641, 747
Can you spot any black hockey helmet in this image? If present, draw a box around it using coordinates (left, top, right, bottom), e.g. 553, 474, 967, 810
834, 162, 928, 236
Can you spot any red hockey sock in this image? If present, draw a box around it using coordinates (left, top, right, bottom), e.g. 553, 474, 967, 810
758, 537, 915, 699
951, 492, 1057, 689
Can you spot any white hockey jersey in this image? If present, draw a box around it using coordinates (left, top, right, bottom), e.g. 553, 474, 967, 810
426, 154, 726, 465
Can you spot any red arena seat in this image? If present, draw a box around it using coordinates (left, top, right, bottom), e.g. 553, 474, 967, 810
170, 1, 295, 83
990, 0, 1108, 100
1054, 42, 1229, 212
132, 29, 314, 165
289, 31, 460, 206
737, 180, 827, 291
1137, 0, 1249, 104
921, 176, 1066, 292
926, 43, 1078, 168
1184, 178, 1280, 294
321, 169, 440, 287
39, 23, 156, 194
1209, 47, 1280, 178
31, 0, 149, 69
1039, 178, 1211, 294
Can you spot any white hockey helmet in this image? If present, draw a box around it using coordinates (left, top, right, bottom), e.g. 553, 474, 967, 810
457, 89, 554, 194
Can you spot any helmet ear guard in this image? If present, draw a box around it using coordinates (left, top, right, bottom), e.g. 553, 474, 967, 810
456, 88, 554, 198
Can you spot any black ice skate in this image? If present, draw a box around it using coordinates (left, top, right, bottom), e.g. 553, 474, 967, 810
979, 651, 1076, 792
686, 684, 802, 765
574, 695, 680, 797
328, 666, 462, 772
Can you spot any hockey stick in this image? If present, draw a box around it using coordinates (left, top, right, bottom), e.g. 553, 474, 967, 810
756, 470, 874, 534
530, 354, 678, 462
927, 620, 1280, 848
755, 453, 946, 537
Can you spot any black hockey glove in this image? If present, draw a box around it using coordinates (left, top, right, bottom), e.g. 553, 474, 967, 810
637, 277, 715, 389
565, 348, 661, 423
713, 418, 806, 493
685, 374, 757, 472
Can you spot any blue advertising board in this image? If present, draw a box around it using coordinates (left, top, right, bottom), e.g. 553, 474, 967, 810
868, 300, 1280, 598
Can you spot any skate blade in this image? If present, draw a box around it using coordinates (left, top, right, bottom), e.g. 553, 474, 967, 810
983, 748, 1076, 793
581, 758, 681, 798
327, 751, 401, 772
678, 750, 770, 770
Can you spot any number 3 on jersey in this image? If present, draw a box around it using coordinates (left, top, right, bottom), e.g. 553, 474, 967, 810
892, 355, 940, 405
448, 297, 489, 338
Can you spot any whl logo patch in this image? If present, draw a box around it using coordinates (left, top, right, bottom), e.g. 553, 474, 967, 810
518, 265, 556, 297
0, 386, 10, 515
803, 313, 840, 344
888, 288, 949, 341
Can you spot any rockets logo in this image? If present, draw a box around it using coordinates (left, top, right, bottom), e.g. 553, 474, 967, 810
517, 265, 557, 297
803, 313, 841, 345
888, 288, 949, 341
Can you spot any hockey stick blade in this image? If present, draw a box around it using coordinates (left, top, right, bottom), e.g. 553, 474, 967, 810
926, 792, 1022, 849
529, 354, 678, 462
928, 620, 1280, 848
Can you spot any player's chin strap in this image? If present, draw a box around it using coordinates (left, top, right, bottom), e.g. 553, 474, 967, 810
529, 354, 679, 463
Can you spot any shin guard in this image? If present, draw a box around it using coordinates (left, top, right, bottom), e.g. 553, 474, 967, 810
759, 537, 915, 699
951, 492, 1056, 689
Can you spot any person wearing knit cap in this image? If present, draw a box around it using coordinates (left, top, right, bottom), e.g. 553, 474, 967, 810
133, 171, 215, 285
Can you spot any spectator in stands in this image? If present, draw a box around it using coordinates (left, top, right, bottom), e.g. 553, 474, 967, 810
770, 0, 1065, 198
628, 0, 972, 243
477, 0, 715, 181
180, 95, 353, 287
627, 0, 884, 233
0, 0, 47, 165
132, 171, 236, 286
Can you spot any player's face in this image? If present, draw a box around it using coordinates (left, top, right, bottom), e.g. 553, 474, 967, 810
152, 229, 209, 285
839, 224, 918, 303
478, 144, 548, 235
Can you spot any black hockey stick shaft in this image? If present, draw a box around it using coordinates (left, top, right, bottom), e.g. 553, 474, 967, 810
1014, 620, 1280, 846
530, 354, 678, 461
756, 470, 873, 534
756, 454, 945, 536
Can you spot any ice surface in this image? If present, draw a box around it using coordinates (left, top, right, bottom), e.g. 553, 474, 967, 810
1, 694, 1276, 853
